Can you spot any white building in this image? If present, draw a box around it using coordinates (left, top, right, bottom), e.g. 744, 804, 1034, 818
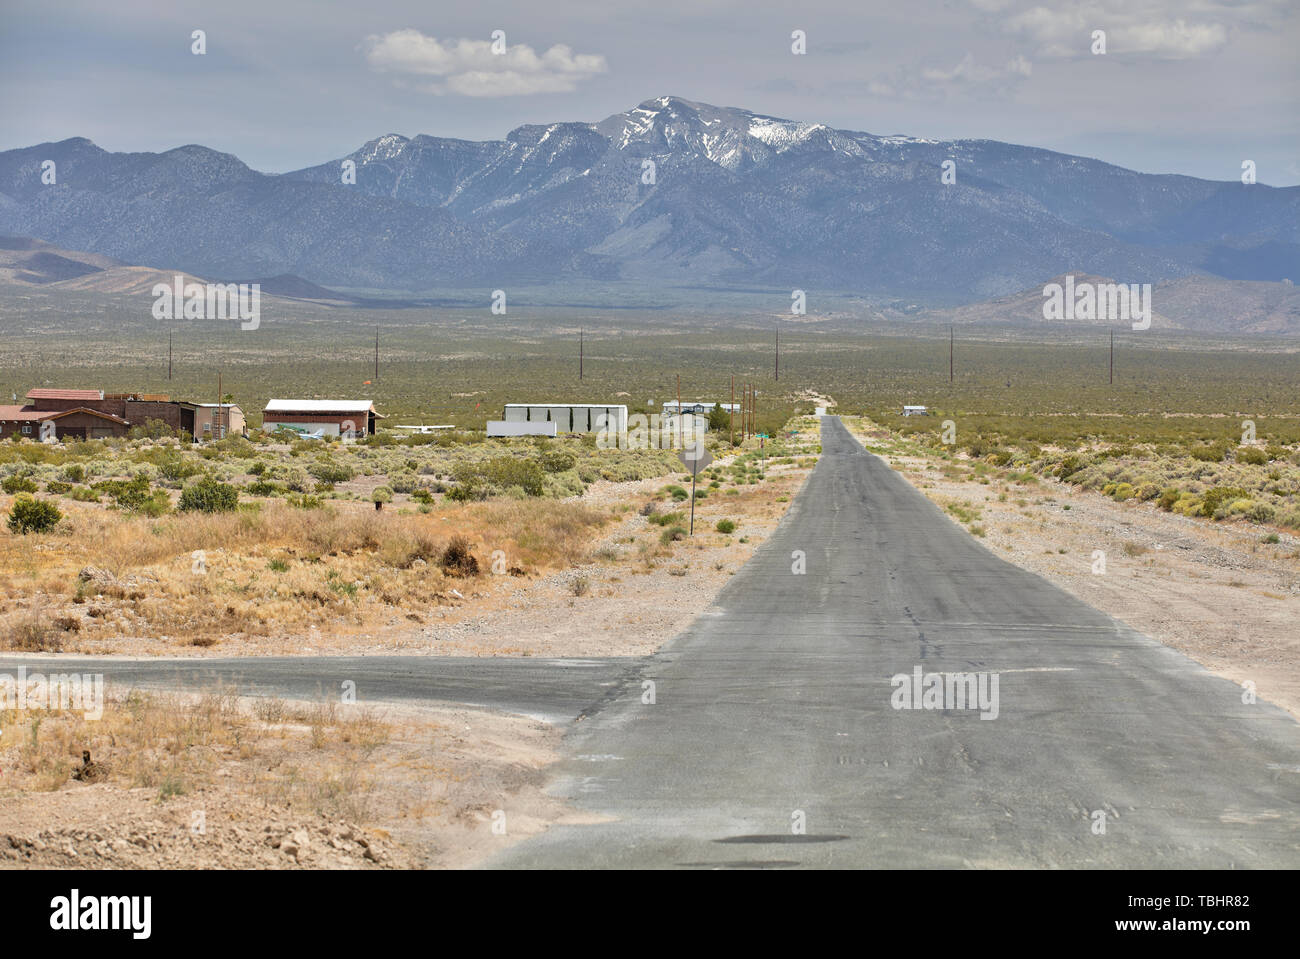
661, 401, 740, 416
501, 404, 628, 435
902, 405, 929, 417
487, 421, 557, 438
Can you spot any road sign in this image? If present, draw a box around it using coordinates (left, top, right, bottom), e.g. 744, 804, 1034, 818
677, 442, 713, 476
677, 442, 713, 535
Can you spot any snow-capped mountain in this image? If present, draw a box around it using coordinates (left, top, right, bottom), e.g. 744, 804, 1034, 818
0, 96, 1295, 296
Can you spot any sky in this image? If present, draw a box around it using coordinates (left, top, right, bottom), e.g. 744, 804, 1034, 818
1, 0, 1297, 184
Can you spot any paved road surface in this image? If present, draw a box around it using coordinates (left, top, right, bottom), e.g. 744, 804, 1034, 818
484, 416, 1300, 868
0, 655, 638, 725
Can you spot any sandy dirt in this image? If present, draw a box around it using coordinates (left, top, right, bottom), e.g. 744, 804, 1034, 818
1, 697, 591, 870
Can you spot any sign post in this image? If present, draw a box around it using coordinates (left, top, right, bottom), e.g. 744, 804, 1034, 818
677, 441, 714, 535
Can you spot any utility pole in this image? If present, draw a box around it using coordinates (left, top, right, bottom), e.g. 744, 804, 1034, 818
1109, 329, 1114, 385
950, 325, 954, 384
753, 385, 758, 436
676, 373, 681, 449
730, 375, 734, 447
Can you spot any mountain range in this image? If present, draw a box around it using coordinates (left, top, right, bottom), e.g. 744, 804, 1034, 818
0, 96, 1296, 300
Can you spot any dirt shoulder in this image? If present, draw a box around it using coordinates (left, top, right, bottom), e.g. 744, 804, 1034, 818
1, 692, 590, 869
844, 417, 1300, 719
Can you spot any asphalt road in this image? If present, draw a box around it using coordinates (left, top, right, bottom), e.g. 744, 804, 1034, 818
483, 416, 1300, 868
0, 655, 639, 725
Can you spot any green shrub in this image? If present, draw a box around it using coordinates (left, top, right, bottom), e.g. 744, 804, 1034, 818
45, 480, 72, 495
1237, 446, 1268, 465
178, 477, 240, 513
2, 474, 38, 494
308, 459, 355, 484
372, 486, 394, 505
7, 495, 61, 534
1157, 487, 1181, 511
715, 518, 737, 534
540, 450, 576, 473
660, 525, 687, 544
1200, 486, 1248, 519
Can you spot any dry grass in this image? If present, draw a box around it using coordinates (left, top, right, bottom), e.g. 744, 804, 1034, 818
0, 496, 614, 648
0, 687, 393, 820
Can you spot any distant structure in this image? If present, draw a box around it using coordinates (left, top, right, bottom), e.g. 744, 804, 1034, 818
486, 421, 558, 438
262, 399, 382, 437
501, 403, 628, 435
393, 424, 455, 435
902, 405, 929, 416
661, 401, 740, 416
0, 388, 200, 440
194, 403, 246, 439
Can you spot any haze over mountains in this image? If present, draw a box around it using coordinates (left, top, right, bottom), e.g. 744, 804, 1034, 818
0, 96, 1296, 302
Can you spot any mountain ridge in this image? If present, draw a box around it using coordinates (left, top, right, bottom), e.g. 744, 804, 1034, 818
1, 95, 1295, 298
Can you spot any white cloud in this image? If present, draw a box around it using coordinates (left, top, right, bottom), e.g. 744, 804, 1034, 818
1000, 2, 1240, 59
871, 52, 1033, 99
362, 30, 607, 96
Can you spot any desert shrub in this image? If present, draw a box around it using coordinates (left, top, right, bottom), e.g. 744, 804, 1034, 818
45, 480, 72, 495
93, 476, 153, 512
245, 480, 281, 496
1157, 487, 1181, 511
308, 460, 354, 484
716, 518, 736, 534
1237, 446, 1268, 466
660, 525, 687, 544
388, 471, 421, 494
1200, 486, 1248, 519
371, 486, 393, 505
1134, 483, 1161, 501
1112, 483, 1135, 501
178, 477, 239, 513
410, 488, 434, 504
1190, 444, 1227, 463
1, 474, 38, 494
1245, 502, 1276, 524
61, 463, 85, 483
7, 495, 62, 533
440, 536, 479, 576
540, 450, 576, 473
157, 454, 200, 482
453, 457, 544, 498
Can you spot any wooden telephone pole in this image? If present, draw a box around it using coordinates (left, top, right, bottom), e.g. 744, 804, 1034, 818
729, 375, 735, 447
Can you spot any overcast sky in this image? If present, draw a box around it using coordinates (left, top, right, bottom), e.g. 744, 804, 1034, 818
2, 0, 1296, 184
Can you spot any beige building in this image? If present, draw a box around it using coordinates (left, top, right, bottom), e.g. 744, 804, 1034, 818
193, 403, 246, 439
